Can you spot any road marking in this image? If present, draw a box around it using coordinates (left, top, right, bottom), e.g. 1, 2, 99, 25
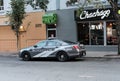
78, 75, 95, 78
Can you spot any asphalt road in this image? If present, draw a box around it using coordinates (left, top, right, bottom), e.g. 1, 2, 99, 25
0, 56, 120, 81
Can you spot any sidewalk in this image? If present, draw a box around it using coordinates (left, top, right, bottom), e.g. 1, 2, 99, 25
0, 51, 120, 59
0, 52, 18, 57
85, 51, 120, 59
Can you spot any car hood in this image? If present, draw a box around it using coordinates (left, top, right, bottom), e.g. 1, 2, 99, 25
20, 46, 34, 52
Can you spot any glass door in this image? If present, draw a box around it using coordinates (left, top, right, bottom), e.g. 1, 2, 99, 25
47, 29, 56, 38
77, 23, 89, 45
90, 22, 104, 45
47, 24, 56, 38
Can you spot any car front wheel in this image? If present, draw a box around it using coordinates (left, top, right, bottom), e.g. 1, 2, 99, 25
22, 52, 31, 61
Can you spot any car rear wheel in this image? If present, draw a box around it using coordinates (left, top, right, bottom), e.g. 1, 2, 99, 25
22, 52, 31, 61
57, 51, 69, 62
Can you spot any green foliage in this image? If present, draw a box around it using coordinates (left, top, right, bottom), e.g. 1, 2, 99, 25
26, 0, 49, 11
8, 0, 26, 31
66, 0, 77, 6
7, 0, 26, 50
76, 8, 83, 17
66, 0, 105, 15
42, 13, 57, 24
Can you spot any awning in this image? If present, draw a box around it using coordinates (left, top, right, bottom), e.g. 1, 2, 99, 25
42, 13, 57, 24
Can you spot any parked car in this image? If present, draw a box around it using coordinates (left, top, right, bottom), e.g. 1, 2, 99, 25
19, 38, 86, 62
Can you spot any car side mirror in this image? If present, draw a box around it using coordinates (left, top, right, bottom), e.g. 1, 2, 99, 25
34, 45, 38, 48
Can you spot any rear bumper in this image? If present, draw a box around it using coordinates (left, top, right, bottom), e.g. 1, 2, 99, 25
68, 53, 80, 58
68, 49, 86, 58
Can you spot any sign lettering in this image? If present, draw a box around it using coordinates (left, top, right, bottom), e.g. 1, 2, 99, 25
80, 9, 111, 20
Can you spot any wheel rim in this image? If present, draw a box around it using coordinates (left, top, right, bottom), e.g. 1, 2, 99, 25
25, 54, 29, 58
23, 54, 30, 61
60, 54, 65, 61
57, 52, 68, 62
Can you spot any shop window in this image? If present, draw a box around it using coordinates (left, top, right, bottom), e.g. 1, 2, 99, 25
0, 0, 4, 10
107, 22, 118, 45
77, 22, 118, 45
77, 22, 104, 45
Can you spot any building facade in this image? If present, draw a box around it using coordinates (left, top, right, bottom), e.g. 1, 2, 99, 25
0, 0, 47, 52
45, 0, 118, 51
0, 0, 118, 52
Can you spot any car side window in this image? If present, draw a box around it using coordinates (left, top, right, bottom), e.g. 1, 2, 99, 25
47, 41, 61, 47
47, 41, 56, 46
56, 42, 61, 46
36, 41, 46, 47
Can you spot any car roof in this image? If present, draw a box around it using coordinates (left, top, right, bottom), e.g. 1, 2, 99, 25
47, 38, 77, 45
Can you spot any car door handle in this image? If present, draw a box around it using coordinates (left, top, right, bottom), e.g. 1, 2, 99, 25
29, 49, 33, 51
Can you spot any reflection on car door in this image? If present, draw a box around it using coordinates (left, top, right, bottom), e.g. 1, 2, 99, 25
40, 41, 58, 57
32, 41, 47, 57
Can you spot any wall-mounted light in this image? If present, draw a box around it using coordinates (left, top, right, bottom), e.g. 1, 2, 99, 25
19, 26, 26, 32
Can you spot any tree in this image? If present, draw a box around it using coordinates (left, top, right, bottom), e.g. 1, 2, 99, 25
26, 0, 49, 11
66, 0, 120, 55
108, 0, 120, 55
7, 0, 49, 50
7, 0, 26, 50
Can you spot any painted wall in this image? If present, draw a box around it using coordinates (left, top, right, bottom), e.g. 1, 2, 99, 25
0, 11, 46, 52
21, 11, 46, 48
0, 26, 17, 51
56, 9, 77, 42
47, 8, 77, 42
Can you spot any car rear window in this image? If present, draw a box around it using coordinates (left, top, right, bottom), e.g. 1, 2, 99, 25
63, 40, 77, 45
52, 39, 77, 46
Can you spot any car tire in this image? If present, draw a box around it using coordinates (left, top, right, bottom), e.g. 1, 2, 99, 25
22, 52, 31, 61
57, 51, 69, 62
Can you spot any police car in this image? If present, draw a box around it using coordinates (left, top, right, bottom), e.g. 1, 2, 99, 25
19, 38, 86, 61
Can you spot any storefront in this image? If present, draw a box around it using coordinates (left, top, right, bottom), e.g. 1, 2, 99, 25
75, 8, 118, 46
42, 13, 57, 38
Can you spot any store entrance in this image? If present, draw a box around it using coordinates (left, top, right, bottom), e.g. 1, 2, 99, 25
47, 24, 56, 38
77, 23, 89, 45
90, 22, 104, 45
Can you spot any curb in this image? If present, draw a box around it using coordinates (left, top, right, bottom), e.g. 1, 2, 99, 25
82, 55, 120, 61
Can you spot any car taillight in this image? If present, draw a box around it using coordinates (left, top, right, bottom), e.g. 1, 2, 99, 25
73, 45, 79, 49
73, 45, 80, 52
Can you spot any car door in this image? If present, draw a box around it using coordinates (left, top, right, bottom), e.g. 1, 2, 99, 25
40, 40, 59, 57
31, 40, 47, 57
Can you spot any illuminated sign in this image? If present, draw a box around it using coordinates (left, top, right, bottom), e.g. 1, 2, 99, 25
80, 9, 110, 20
74, 8, 114, 21
42, 13, 57, 24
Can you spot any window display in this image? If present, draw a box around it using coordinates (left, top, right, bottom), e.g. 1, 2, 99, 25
107, 22, 118, 45
77, 21, 118, 45
90, 22, 104, 45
